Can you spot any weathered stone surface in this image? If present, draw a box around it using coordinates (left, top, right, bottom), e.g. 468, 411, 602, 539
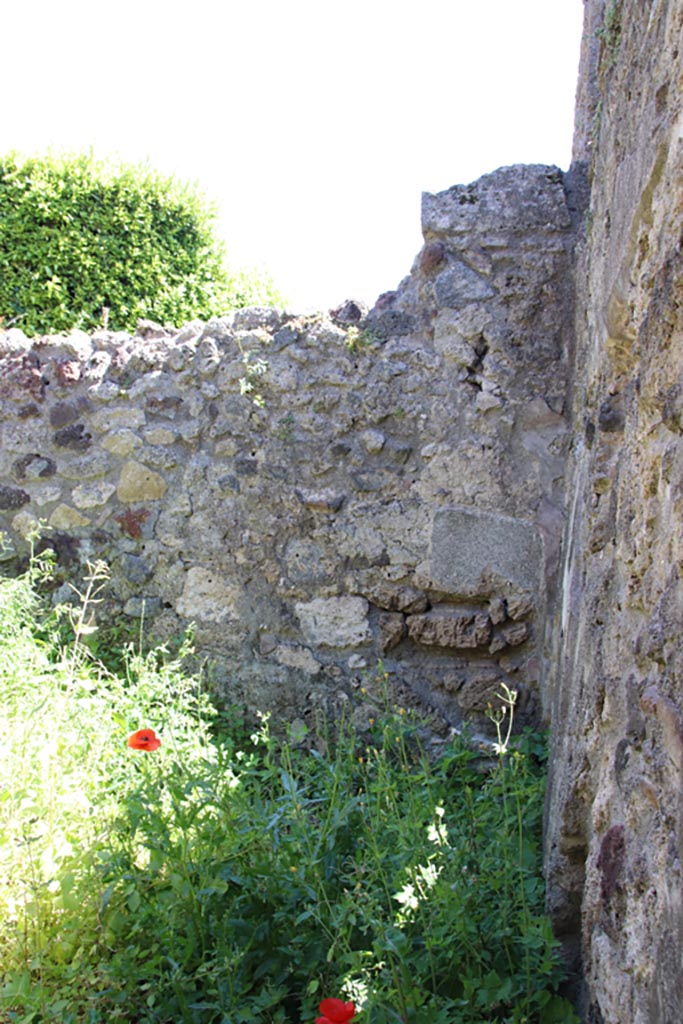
0, 485, 30, 511
72, 481, 117, 509
49, 503, 90, 530
543, 3, 683, 1020
176, 567, 240, 623
124, 596, 162, 618
13, 453, 57, 479
58, 452, 111, 480
273, 644, 321, 675
406, 610, 492, 649
361, 429, 385, 453
330, 299, 368, 325
500, 621, 529, 647
378, 612, 406, 652
429, 507, 543, 595
144, 427, 176, 446
295, 597, 370, 647
456, 668, 508, 715
116, 461, 167, 502
53, 423, 92, 451
10, 510, 40, 538
12, 18, 683, 1008
101, 429, 143, 456
50, 399, 90, 428
422, 163, 571, 238
434, 261, 496, 306
118, 553, 153, 585
366, 582, 428, 614
295, 489, 345, 513
506, 593, 534, 620
488, 596, 507, 625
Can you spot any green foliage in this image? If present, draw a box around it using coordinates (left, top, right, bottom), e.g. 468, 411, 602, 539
0, 151, 283, 336
0, 562, 578, 1024
596, 0, 622, 77
345, 326, 380, 353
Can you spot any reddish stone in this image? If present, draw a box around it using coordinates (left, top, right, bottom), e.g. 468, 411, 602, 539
115, 507, 151, 540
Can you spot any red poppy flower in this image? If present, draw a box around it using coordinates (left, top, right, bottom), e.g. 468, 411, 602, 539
127, 728, 161, 752
315, 998, 356, 1024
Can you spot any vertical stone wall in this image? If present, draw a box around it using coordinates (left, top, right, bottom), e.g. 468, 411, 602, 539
545, 0, 683, 1020
0, 164, 573, 737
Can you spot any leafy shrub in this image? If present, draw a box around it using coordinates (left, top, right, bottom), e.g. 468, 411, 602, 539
0, 560, 578, 1024
0, 151, 283, 335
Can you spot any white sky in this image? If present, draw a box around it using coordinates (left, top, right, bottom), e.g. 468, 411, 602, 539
2, 0, 584, 312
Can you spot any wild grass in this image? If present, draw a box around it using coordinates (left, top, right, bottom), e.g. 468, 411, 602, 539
0, 557, 578, 1023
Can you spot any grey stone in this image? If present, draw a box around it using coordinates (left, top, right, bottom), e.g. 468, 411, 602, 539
365, 310, 415, 340
488, 596, 507, 624
272, 325, 300, 350
500, 621, 529, 647
0, 485, 30, 511
330, 299, 368, 325
506, 594, 535, 620
366, 583, 428, 614
422, 164, 571, 238
72, 481, 116, 509
543, 4, 683, 1017
124, 596, 162, 618
13, 454, 57, 480
361, 429, 385, 453
296, 597, 370, 648
196, 338, 221, 377
119, 554, 153, 584
53, 424, 92, 451
135, 319, 168, 340
235, 454, 259, 476
294, 489, 345, 513
0, 328, 30, 354
259, 632, 278, 655
457, 669, 509, 714
50, 398, 90, 428
274, 644, 321, 675
232, 307, 284, 332
406, 610, 492, 649
434, 261, 496, 306
176, 568, 240, 624
429, 507, 543, 594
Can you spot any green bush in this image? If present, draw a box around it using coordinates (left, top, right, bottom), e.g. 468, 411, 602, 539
0, 560, 578, 1024
0, 152, 283, 335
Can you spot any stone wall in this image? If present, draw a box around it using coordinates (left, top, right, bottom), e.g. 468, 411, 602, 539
0, 164, 573, 738
545, 0, 683, 1020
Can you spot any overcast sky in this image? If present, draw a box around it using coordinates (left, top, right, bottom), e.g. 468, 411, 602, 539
2, 0, 584, 311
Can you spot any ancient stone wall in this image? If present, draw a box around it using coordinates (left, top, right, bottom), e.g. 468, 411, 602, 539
545, 0, 683, 1020
0, 164, 573, 737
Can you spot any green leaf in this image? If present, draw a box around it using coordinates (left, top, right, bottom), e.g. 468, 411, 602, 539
0, 150, 284, 334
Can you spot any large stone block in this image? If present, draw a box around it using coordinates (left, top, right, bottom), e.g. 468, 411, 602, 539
429, 507, 543, 595
176, 567, 240, 624
295, 596, 370, 648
